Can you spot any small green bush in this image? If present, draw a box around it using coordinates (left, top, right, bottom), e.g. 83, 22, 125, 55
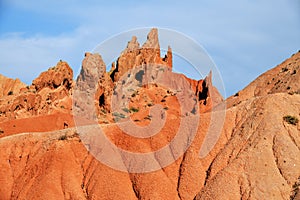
283, 115, 299, 125
122, 108, 130, 113
114, 117, 120, 122
113, 112, 126, 118
130, 107, 139, 113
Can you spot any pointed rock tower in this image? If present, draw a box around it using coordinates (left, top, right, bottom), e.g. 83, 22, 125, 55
111, 28, 172, 82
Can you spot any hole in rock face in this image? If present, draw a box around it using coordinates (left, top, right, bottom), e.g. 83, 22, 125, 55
63, 79, 72, 90
99, 93, 105, 107
198, 81, 208, 105
135, 70, 145, 83
110, 70, 116, 82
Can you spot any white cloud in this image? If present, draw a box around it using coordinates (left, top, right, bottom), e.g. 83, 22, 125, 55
0, 30, 89, 84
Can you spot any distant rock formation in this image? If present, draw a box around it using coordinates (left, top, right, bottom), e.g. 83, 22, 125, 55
75, 28, 221, 123
32, 61, 73, 92
111, 28, 172, 83
0, 28, 221, 124
0, 74, 26, 98
0, 61, 73, 122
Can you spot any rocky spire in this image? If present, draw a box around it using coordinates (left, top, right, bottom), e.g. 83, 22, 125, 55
142, 28, 160, 49
122, 36, 140, 54
163, 45, 173, 68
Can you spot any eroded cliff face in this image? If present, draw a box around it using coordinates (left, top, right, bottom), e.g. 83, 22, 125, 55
0, 61, 73, 123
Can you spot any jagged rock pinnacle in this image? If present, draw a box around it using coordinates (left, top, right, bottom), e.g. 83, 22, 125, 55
142, 28, 160, 49
123, 36, 140, 53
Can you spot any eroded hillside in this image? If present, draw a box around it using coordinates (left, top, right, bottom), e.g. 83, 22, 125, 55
0, 29, 299, 200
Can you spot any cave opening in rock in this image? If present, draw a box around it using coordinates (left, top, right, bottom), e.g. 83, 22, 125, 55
63, 79, 72, 90
198, 81, 208, 105
99, 93, 105, 107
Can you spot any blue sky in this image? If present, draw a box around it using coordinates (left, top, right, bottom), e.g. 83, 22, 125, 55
0, 0, 299, 97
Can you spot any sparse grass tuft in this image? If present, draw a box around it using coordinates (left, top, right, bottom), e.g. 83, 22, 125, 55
122, 108, 130, 113
113, 112, 126, 118
130, 107, 139, 113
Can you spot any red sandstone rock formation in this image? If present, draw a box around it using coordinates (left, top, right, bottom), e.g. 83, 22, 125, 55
0, 74, 26, 98
32, 61, 73, 92
0, 61, 73, 122
111, 28, 172, 83
76, 28, 221, 122
0, 29, 299, 200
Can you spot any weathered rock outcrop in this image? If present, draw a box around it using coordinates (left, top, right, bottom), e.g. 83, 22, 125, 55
0, 61, 73, 122
111, 28, 172, 83
74, 53, 114, 122
184, 72, 223, 113
0, 74, 26, 98
77, 28, 221, 122
32, 61, 73, 92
